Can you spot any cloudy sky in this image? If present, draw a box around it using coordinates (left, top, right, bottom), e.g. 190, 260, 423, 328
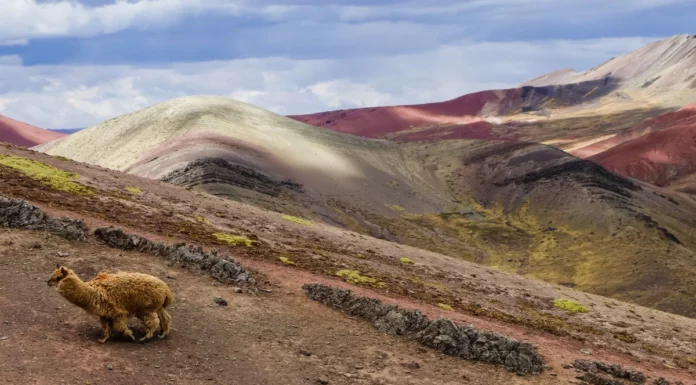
0, 0, 693, 128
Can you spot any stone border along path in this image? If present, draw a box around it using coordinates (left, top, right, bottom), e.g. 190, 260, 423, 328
0, 196, 87, 241
93, 226, 254, 285
303, 283, 545, 376
572, 360, 683, 385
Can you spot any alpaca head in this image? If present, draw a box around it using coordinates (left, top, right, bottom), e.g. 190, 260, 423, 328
47, 264, 73, 286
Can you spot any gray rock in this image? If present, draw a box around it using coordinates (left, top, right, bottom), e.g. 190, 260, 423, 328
213, 297, 228, 306
303, 283, 544, 376
0, 197, 87, 240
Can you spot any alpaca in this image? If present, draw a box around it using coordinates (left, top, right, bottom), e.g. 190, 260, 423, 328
47, 265, 173, 343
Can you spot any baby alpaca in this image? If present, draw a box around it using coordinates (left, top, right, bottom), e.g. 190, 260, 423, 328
47, 265, 173, 343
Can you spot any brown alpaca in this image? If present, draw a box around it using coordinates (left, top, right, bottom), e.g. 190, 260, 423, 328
47, 265, 173, 343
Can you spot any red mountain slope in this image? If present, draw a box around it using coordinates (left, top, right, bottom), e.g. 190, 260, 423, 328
288, 89, 520, 139
0, 115, 65, 147
589, 103, 696, 188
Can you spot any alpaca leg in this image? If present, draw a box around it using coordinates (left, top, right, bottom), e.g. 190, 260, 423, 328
138, 312, 160, 342
111, 315, 136, 342
98, 317, 112, 343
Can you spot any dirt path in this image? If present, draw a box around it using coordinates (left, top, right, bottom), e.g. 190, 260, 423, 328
0, 229, 571, 385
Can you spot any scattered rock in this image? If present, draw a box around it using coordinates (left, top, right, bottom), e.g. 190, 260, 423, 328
401, 362, 420, 370
106, 365, 113, 371
57, 251, 69, 257
573, 359, 646, 384
563, 364, 573, 369
316, 375, 330, 384
213, 297, 228, 306
581, 349, 593, 355
0, 336, 8, 341
298, 349, 312, 357
303, 283, 544, 376
234, 287, 243, 293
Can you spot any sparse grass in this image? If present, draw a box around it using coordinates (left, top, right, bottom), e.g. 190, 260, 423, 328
125, 186, 142, 194
388, 180, 399, 187
282, 214, 313, 226
213, 233, 257, 247
400, 257, 414, 264
195, 215, 210, 224
0, 155, 92, 195
336, 270, 386, 288
386, 204, 406, 213
54, 155, 73, 162
279, 256, 296, 265
554, 298, 590, 314
437, 303, 454, 311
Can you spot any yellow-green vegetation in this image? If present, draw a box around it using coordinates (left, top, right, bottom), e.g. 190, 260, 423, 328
125, 186, 142, 194
195, 215, 210, 224
386, 204, 406, 213
336, 270, 386, 288
437, 303, 454, 311
213, 233, 257, 247
281, 214, 313, 226
553, 298, 590, 314
400, 257, 414, 264
279, 256, 296, 265
0, 155, 92, 195
388, 180, 399, 187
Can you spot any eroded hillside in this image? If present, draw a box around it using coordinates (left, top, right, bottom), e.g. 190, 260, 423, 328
31, 95, 696, 319
0, 144, 694, 384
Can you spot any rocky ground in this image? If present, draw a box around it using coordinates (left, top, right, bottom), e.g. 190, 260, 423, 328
0, 144, 694, 384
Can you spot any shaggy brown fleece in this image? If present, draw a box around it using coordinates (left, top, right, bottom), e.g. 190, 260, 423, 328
47, 265, 173, 343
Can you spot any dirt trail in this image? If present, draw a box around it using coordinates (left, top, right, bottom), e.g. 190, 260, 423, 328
0, 229, 569, 385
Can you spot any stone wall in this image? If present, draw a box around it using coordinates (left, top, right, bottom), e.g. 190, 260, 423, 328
94, 226, 254, 285
303, 283, 545, 376
0, 196, 87, 240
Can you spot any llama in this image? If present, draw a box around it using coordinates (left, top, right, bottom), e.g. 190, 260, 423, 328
47, 265, 173, 343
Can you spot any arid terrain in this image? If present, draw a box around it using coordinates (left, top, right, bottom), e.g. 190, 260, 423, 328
0, 144, 695, 384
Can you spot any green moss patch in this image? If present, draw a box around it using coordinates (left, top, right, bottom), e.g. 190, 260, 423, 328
336, 270, 386, 288
0, 155, 92, 196
282, 215, 313, 226
125, 187, 142, 194
400, 257, 414, 264
279, 256, 296, 265
213, 233, 257, 247
553, 298, 589, 314
195, 215, 210, 224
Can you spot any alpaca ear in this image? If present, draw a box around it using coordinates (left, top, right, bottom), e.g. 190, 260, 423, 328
60, 267, 68, 275
56, 263, 61, 268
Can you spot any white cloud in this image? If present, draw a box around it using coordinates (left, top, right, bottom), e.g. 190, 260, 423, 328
0, 37, 657, 128
305, 80, 393, 109
0, 0, 250, 45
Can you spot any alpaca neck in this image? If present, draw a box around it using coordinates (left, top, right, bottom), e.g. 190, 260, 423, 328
58, 275, 98, 312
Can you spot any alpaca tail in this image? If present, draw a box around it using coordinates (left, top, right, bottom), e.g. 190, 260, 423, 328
157, 308, 171, 338
157, 290, 173, 338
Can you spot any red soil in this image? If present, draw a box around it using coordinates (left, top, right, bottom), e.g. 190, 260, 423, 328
289, 89, 521, 139
589, 103, 696, 186
0, 114, 65, 147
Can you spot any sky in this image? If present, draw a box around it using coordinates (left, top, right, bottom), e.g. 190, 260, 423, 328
0, 0, 694, 129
